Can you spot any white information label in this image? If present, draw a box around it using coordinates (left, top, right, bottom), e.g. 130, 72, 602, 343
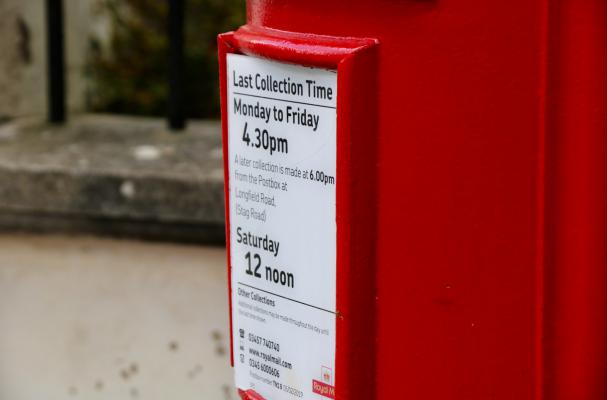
227, 54, 337, 399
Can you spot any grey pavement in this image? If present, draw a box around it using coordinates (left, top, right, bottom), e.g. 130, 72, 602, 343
0, 234, 237, 400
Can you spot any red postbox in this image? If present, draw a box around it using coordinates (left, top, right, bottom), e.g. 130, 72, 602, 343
218, 1, 607, 399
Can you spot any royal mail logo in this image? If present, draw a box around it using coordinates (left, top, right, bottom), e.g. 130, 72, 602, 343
312, 379, 335, 399
321, 366, 332, 384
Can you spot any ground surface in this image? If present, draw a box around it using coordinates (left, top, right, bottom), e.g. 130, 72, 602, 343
0, 234, 236, 400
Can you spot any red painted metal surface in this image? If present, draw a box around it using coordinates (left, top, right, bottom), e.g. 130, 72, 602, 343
219, 0, 607, 398
543, 1, 607, 399
238, 389, 267, 400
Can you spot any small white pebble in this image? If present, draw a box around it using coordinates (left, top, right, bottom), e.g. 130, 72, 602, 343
120, 181, 136, 199
133, 145, 161, 161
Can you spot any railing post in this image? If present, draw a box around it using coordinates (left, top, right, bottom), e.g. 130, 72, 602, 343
168, 0, 186, 131
46, 0, 66, 123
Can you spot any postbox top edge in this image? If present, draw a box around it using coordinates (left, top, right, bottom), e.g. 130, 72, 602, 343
220, 25, 378, 69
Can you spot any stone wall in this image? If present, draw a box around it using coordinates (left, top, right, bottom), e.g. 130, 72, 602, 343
0, 0, 102, 119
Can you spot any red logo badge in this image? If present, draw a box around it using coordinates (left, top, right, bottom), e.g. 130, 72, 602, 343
312, 380, 335, 399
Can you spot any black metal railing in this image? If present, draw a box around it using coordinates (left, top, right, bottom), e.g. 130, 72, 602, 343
46, 0, 65, 123
45, 0, 187, 131
168, 0, 186, 130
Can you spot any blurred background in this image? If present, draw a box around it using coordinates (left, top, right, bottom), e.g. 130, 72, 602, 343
0, 0, 245, 399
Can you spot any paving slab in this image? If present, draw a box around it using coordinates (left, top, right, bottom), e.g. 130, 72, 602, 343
0, 234, 236, 400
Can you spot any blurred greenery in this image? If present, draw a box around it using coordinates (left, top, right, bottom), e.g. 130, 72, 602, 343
87, 0, 245, 118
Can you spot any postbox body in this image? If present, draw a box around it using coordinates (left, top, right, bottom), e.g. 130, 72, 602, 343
219, 1, 607, 399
